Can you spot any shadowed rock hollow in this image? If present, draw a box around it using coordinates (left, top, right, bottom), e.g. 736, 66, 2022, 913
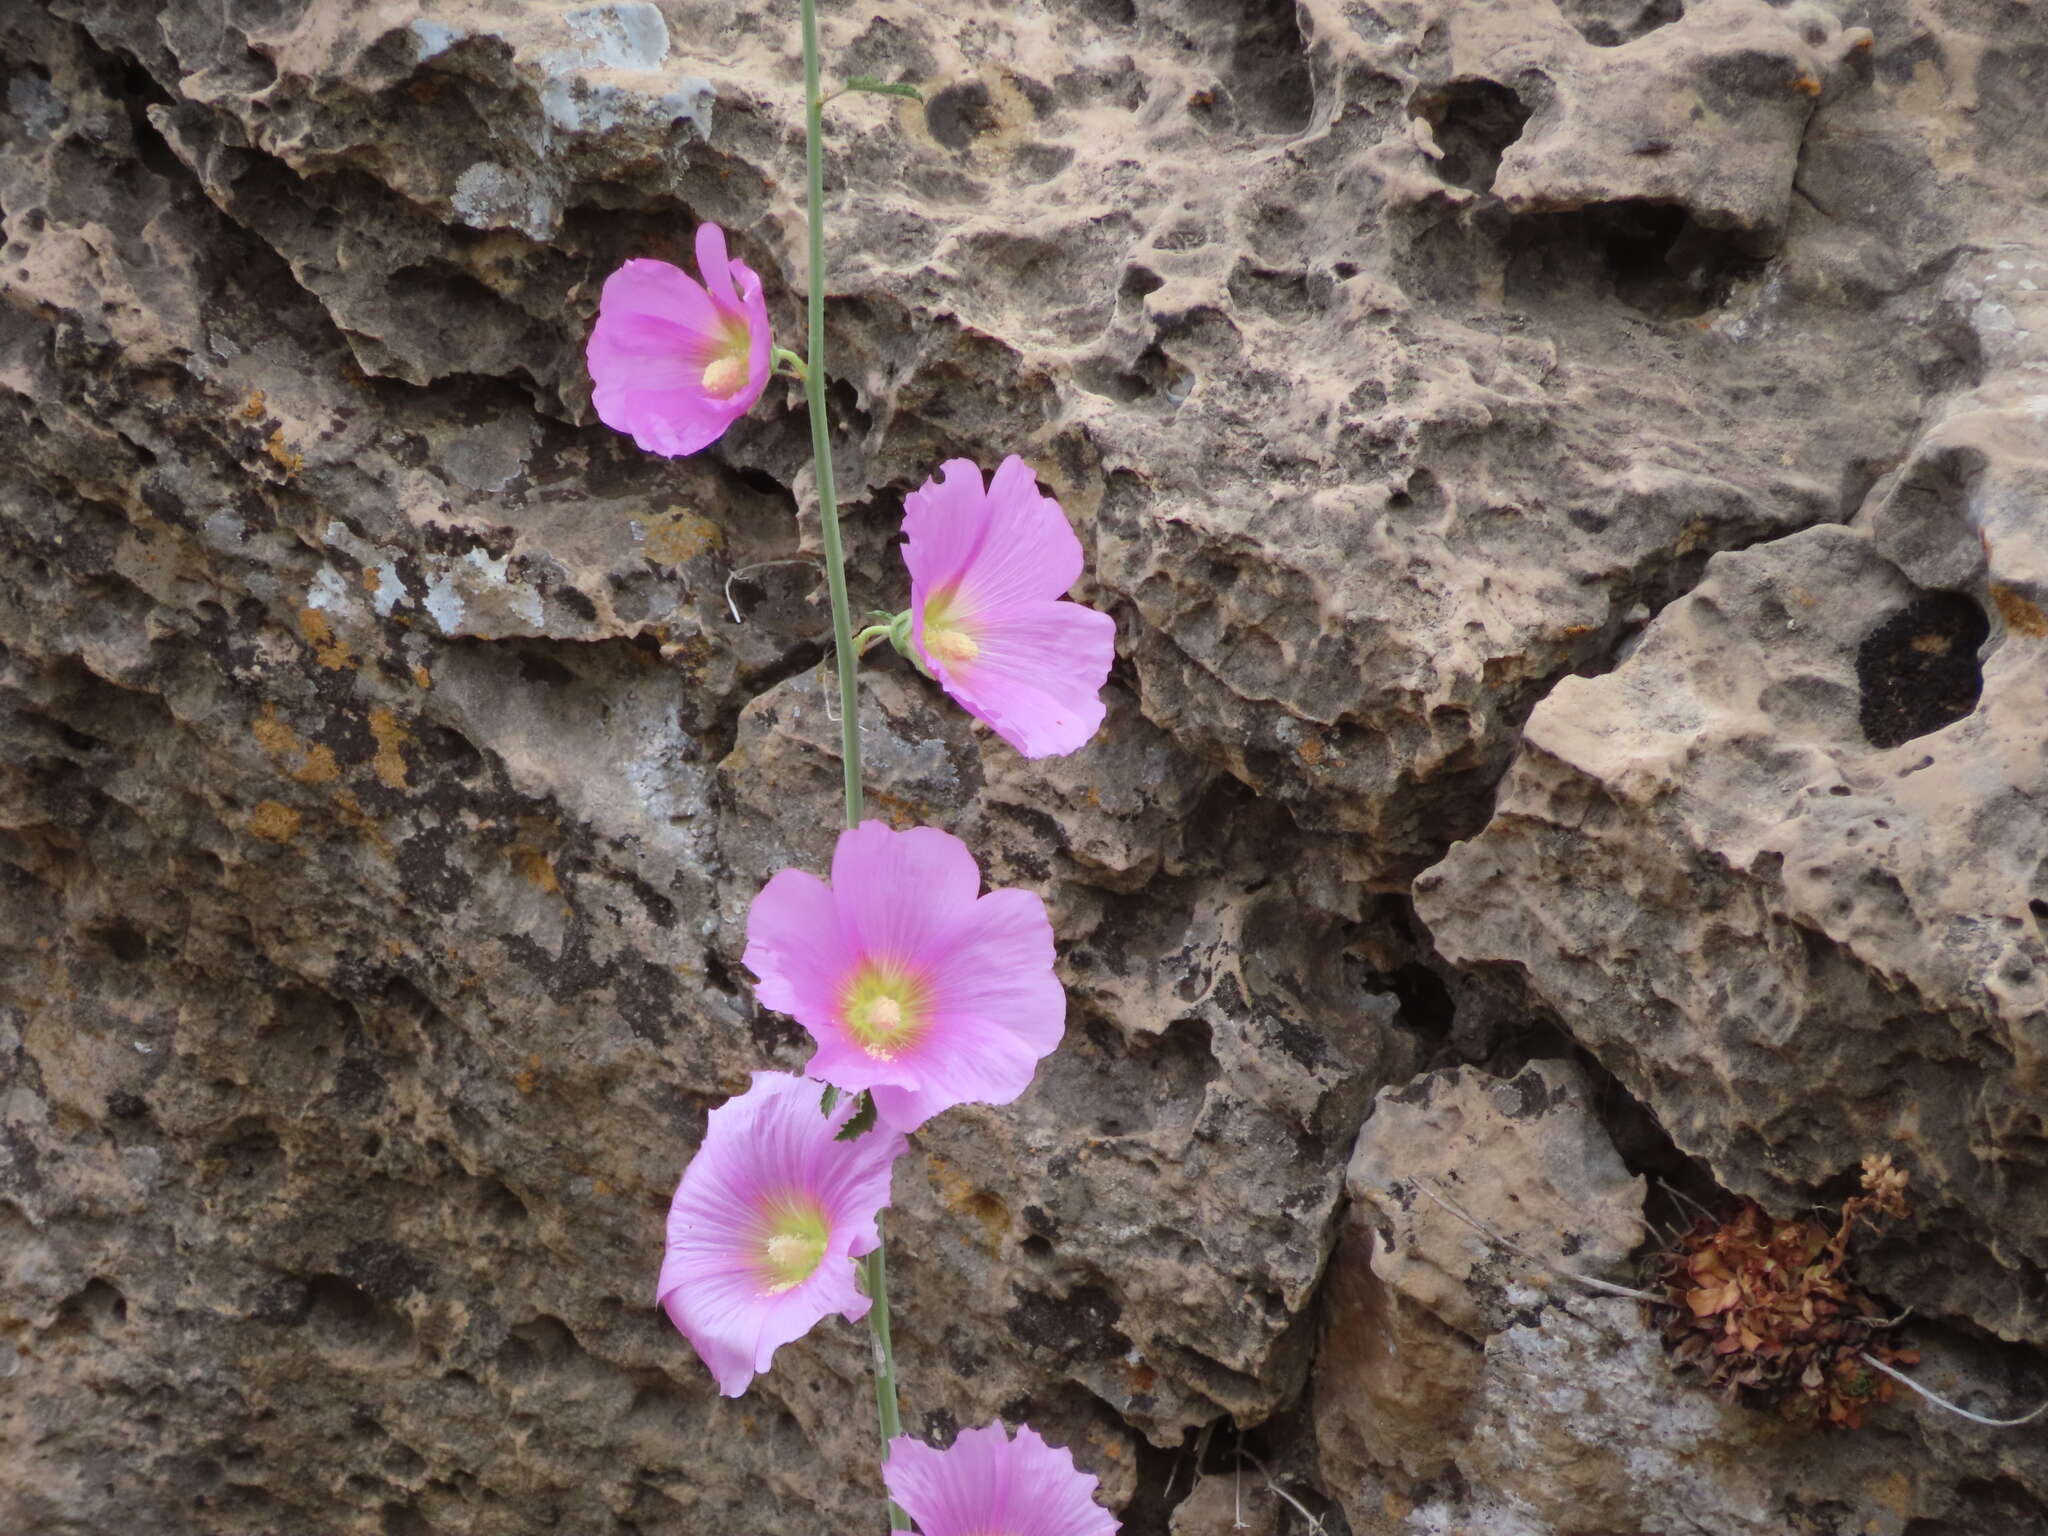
3, 0, 2047, 1533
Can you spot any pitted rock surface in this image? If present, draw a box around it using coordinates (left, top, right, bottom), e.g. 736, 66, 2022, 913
5, 0, 2048, 1533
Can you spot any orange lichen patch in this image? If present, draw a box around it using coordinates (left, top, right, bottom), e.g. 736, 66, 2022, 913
642, 512, 723, 565
868, 789, 927, 830
298, 608, 354, 670
293, 744, 341, 785
252, 704, 342, 784
1992, 584, 2048, 638
1791, 73, 1823, 96
923, 1155, 1011, 1255
513, 1054, 542, 1095
368, 706, 411, 790
249, 800, 302, 843
1297, 734, 1326, 765
411, 664, 433, 690
251, 704, 300, 759
513, 846, 561, 894
265, 428, 305, 477
237, 389, 267, 421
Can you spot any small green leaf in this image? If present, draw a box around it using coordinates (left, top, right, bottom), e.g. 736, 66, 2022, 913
834, 1090, 878, 1141
843, 76, 923, 101
820, 1084, 840, 1117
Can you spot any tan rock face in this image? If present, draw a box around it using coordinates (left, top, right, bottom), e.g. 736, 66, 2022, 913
5, 0, 2048, 1532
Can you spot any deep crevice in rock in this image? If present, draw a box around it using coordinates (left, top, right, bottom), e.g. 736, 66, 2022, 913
1504, 199, 1769, 318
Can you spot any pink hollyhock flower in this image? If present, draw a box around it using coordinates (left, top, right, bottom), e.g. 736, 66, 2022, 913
587, 221, 772, 457
885, 1423, 1120, 1536
902, 456, 1117, 759
657, 1070, 904, 1397
742, 820, 1064, 1132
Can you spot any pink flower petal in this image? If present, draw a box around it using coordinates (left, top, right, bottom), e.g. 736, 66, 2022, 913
586, 224, 772, 459
923, 599, 1116, 759
695, 221, 742, 310
657, 1072, 903, 1397
903, 456, 1085, 613
742, 824, 1068, 1127
873, 888, 1063, 1131
830, 820, 983, 965
743, 867, 857, 1027
902, 456, 1113, 757
885, 1424, 1119, 1536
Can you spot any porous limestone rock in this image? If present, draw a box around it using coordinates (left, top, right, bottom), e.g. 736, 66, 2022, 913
5, 0, 2048, 1531
1315, 1060, 1645, 1489
1417, 248, 2048, 1343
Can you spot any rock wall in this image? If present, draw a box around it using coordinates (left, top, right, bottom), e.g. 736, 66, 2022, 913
2, 1, 2046, 1533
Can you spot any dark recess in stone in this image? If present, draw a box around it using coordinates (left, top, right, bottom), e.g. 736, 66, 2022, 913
1856, 592, 1988, 749
1221, 0, 1314, 134
1416, 80, 1531, 192
1506, 199, 1765, 318
1560, 0, 1686, 47
925, 82, 999, 151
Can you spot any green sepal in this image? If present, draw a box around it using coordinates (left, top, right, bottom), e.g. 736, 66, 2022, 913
834, 1089, 878, 1141
820, 1083, 840, 1117
887, 609, 933, 679
843, 76, 923, 101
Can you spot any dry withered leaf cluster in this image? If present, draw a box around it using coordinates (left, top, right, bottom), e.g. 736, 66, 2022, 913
1654, 1155, 1919, 1428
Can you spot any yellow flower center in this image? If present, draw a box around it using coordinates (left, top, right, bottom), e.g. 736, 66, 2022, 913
756, 1195, 831, 1293
842, 965, 929, 1059
700, 353, 749, 398
924, 626, 980, 665
920, 589, 980, 670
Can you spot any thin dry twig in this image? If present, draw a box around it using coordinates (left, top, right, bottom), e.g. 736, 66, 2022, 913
1414, 1179, 1665, 1305
1858, 1352, 2048, 1428
1232, 1447, 1329, 1536
722, 557, 818, 623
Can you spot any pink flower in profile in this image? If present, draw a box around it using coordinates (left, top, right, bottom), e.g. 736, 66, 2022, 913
587, 222, 772, 457
903, 456, 1117, 759
885, 1424, 1120, 1536
657, 1070, 904, 1397
742, 820, 1064, 1133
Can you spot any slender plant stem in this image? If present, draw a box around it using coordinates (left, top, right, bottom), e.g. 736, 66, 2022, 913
799, 3, 902, 1527
864, 1238, 907, 1525
800, 0, 862, 832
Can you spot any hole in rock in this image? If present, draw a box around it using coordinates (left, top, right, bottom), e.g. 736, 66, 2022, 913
1413, 80, 1530, 192
1218, 0, 1314, 133
1856, 592, 1988, 749
1559, 0, 1686, 46
57, 1277, 128, 1331
925, 82, 1000, 151
419, 724, 485, 780
306, 1274, 415, 1360
94, 923, 149, 963
1505, 199, 1766, 318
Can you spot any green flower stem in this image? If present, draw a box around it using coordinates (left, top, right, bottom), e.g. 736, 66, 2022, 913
799, 2, 904, 1529
862, 1236, 907, 1528
851, 622, 892, 656
800, 0, 863, 834
773, 345, 811, 382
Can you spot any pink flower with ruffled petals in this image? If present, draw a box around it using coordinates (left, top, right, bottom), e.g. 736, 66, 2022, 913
657, 1070, 904, 1397
587, 221, 773, 457
903, 456, 1117, 759
741, 820, 1064, 1133
885, 1423, 1120, 1536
